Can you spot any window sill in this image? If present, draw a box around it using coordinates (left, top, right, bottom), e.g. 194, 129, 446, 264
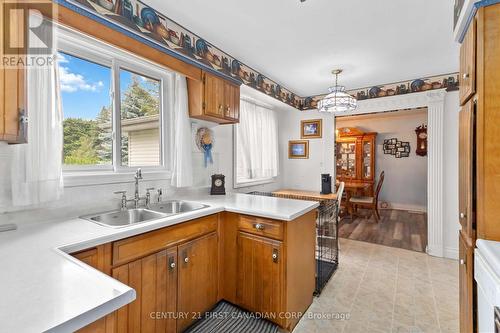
63, 169, 171, 188
234, 177, 276, 189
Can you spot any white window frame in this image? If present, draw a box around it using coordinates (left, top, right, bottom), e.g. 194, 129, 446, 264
57, 25, 173, 186
233, 97, 278, 188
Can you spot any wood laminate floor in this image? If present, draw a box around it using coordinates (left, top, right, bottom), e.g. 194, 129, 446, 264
338, 209, 427, 253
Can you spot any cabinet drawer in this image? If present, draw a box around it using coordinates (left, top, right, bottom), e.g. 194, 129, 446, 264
238, 215, 284, 240
112, 214, 218, 266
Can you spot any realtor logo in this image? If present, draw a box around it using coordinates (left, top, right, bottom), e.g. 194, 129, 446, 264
1, 0, 55, 68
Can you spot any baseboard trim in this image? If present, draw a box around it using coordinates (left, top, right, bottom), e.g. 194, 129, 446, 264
379, 202, 427, 213
444, 246, 459, 260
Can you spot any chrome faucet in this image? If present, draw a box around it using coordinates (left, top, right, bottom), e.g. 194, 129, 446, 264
114, 169, 154, 209
134, 168, 143, 208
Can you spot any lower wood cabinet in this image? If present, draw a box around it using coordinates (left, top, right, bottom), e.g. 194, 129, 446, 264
112, 247, 177, 332
72, 210, 316, 333
236, 232, 283, 322
177, 232, 218, 332
459, 231, 474, 333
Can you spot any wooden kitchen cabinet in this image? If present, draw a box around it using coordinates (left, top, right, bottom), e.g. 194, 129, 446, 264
187, 71, 240, 124
112, 248, 178, 332
72, 245, 112, 333
72, 210, 316, 333
0, 0, 27, 144
459, 99, 475, 242
459, 17, 476, 106
227, 211, 316, 331
236, 232, 284, 323
459, 232, 474, 333
177, 232, 218, 332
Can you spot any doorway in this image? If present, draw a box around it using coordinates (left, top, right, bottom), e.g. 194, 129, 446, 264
335, 108, 428, 252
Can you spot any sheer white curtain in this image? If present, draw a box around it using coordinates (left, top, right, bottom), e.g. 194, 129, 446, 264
169, 73, 193, 187
10, 17, 63, 206
236, 99, 279, 184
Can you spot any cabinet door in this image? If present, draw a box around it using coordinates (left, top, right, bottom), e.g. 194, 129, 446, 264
459, 100, 475, 240
203, 73, 224, 117
236, 232, 283, 320
0, 1, 26, 144
112, 248, 177, 333
362, 137, 374, 182
223, 82, 240, 122
459, 232, 474, 333
177, 232, 218, 332
459, 18, 476, 105
73, 249, 107, 333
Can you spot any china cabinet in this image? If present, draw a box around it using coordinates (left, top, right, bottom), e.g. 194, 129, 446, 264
336, 127, 377, 195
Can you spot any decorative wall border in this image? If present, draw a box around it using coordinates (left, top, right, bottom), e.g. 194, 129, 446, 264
59, 0, 304, 109
301, 73, 459, 110
57, 0, 460, 112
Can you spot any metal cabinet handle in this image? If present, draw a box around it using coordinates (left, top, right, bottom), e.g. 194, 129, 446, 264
460, 259, 465, 265
168, 256, 176, 270
218, 104, 223, 113
460, 212, 467, 219
462, 73, 469, 79
254, 223, 265, 230
272, 249, 278, 263
184, 257, 189, 263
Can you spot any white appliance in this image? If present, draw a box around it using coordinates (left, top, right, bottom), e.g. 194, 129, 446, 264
475, 239, 500, 332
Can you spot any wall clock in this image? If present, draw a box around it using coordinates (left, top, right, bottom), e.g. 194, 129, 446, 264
415, 124, 428, 156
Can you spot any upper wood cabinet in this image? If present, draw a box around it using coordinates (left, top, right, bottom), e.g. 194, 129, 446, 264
177, 232, 218, 332
475, 4, 500, 241
459, 17, 476, 106
188, 71, 240, 124
1, 1, 27, 144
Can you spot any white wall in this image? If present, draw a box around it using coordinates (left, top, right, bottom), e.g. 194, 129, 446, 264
336, 109, 428, 211
278, 110, 336, 191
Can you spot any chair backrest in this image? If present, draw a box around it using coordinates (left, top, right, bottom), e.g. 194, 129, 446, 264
336, 181, 345, 208
375, 171, 385, 203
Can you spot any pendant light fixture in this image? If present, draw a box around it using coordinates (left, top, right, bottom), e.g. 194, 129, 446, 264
318, 69, 357, 113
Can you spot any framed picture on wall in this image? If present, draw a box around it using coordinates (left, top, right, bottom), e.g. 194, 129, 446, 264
288, 140, 309, 159
300, 119, 322, 139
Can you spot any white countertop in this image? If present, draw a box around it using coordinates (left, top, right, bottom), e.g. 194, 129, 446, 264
0, 193, 318, 333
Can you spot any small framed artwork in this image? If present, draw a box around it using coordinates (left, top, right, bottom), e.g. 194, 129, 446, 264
289, 140, 309, 159
300, 119, 322, 139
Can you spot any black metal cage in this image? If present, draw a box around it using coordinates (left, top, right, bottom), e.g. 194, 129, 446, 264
247, 191, 339, 295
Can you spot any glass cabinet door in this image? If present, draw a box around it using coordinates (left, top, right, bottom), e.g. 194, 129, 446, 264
336, 141, 356, 178
362, 139, 372, 180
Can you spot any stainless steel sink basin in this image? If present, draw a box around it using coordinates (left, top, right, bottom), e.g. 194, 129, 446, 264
81, 208, 167, 227
148, 200, 208, 214
81, 201, 209, 227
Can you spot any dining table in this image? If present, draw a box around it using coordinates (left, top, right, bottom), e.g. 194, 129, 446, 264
335, 180, 371, 216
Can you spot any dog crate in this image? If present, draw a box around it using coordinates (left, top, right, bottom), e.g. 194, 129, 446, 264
247, 191, 339, 295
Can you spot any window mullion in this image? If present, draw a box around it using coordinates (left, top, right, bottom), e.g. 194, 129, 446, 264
112, 60, 121, 171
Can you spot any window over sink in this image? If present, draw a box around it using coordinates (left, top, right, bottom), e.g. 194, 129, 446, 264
57, 26, 171, 183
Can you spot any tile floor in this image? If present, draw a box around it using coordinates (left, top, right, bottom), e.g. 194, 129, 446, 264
294, 238, 459, 333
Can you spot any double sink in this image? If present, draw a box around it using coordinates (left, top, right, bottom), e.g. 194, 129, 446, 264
81, 200, 209, 228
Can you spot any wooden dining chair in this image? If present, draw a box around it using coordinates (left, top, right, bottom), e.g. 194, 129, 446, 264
349, 171, 385, 223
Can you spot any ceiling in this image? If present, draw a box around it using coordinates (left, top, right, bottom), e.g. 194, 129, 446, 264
147, 0, 459, 97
